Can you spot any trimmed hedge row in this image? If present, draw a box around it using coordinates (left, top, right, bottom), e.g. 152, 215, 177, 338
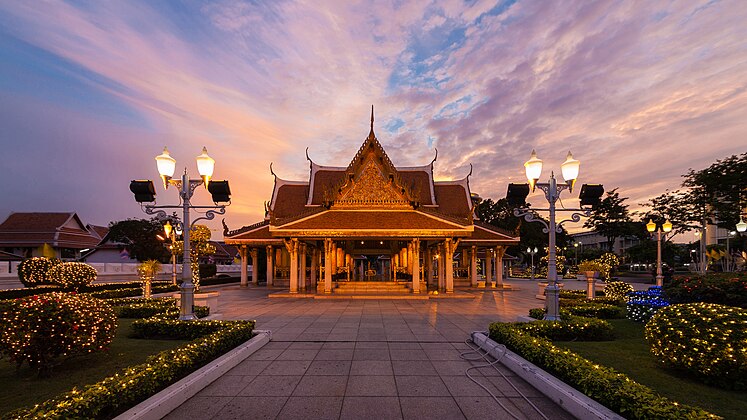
4, 319, 255, 419
488, 323, 718, 419
0, 282, 178, 301
664, 274, 747, 308
106, 297, 209, 319
508, 316, 615, 341
646, 303, 747, 390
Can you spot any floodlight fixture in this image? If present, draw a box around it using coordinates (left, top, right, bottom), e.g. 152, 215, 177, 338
207, 180, 231, 203
506, 183, 530, 207
579, 184, 604, 207
129, 180, 156, 202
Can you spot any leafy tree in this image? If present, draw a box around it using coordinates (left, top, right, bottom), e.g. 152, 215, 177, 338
172, 224, 216, 291
583, 188, 633, 252
107, 218, 173, 262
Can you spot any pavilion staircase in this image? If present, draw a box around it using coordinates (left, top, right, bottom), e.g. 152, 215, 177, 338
334, 281, 411, 294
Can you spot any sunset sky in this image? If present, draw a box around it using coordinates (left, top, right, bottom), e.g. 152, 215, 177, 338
1, 1, 745, 239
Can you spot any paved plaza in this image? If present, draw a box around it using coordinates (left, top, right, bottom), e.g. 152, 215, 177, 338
164, 280, 594, 419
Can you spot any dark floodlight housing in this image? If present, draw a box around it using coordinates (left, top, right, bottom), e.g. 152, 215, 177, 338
208, 180, 231, 203
579, 184, 604, 208
506, 183, 531, 207
130, 180, 156, 203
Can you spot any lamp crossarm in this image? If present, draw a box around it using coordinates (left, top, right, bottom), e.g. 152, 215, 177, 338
535, 182, 570, 202
513, 207, 550, 233
556, 210, 592, 233
191, 206, 226, 227
168, 178, 204, 200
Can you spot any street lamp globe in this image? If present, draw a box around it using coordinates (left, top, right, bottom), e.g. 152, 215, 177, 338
155, 147, 176, 188
524, 150, 543, 191
533, 247, 538, 254
646, 219, 656, 233
560, 151, 580, 191
163, 221, 173, 237
196, 146, 215, 187
737, 217, 747, 233
663, 219, 673, 233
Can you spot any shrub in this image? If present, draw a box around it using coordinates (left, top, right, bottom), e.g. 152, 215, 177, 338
47, 262, 98, 290
0, 292, 117, 377
17, 257, 60, 287
509, 316, 614, 341
627, 287, 669, 322
563, 302, 627, 319
7, 319, 255, 419
664, 274, 747, 308
489, 323, 717, 419
604, 281, 635, 301
646, 303, 747, 390
85, 284, 178, 299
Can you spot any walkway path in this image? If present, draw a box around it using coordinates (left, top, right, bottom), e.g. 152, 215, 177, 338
164, 280, 590, 419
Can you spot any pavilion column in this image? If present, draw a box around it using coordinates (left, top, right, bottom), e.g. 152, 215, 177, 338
324, 238, 333, 293
240, 245, 248, 288
266, 245, 274, 287
392, 253, 398, 281
250, 248, 258, 286
346, 254, 351, 282
299, 243, 307, 292
470, 245, 478, 287
485, 249, 492, 287
331, 243, 338, 276
438, 244, 445, 290
310, 247, 318, 288
286, 238, 299, 294
425, 246, 433, 287
495, 246, 506, 289
445, 239, 455, 293
411, 239, 421, 293
407, 242, 414, 275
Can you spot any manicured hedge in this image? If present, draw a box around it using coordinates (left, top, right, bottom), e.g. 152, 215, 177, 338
106, 297, 209, 319
508, 316, 615, 341
5, 319, 255, 419
562, 303, 626, 319
604, 281, 634, 301
0, 282, 178, 301
489, 323, 718, 419
47, 262, 98, 290
664, 274, 747, 308
17, 257, 60, 287
646, 303, 747, 390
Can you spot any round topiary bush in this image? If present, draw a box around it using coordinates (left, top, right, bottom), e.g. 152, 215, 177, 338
604, 281, 634, 301
0, 292, 117, 376
47, 262, 98, 290
645, 303, 747, 389
17, 257, 60, 287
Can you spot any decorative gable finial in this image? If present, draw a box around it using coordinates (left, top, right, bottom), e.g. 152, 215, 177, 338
370, 104, 374, 132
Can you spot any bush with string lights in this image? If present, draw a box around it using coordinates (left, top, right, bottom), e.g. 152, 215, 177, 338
604, 281, 634, 302
0, 292, 117, 377
17, 257, 61, 287
646, 302, 747, 390
46, 262, 98, 290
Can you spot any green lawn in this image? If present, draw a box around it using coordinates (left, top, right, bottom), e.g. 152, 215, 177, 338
0, 318, 190, 416
555, 319, 747, 419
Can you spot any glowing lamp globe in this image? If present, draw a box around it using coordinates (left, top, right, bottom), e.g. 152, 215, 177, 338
196, 146, 215, 187
560, 151, 580, 191
646, 219, 656, 233
155, 147, 176, 188
524, 150, 543, 190
164, 221, 173, 237
737, 217, 747, 233
663, 219, 673, 233
527, 247, 531, 253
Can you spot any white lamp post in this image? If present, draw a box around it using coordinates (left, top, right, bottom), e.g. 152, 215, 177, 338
508, 150, 603, 321
646, 218, 672, 287
527, 247, 538, 280
163, 221, 178, 285
130, 146, 230, 320
694, 230, 706, 274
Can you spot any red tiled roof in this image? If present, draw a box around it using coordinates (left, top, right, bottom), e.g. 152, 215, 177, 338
310, 170, 346, 204
0, 212, 76, 231
400, 170, 434, 205
225, 222, 281, 243
273, 184, 310, 219
0, 212, 100, 249
87, 224, 109, 240
460, 223, 520, 243
433, 184, 471, 218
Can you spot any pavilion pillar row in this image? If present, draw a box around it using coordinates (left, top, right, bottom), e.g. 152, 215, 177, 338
407, 242, 414, 275
392, 253, 398, 281
445, 239, 455, 293
331, 243, 338, 277
425, 246, 433, 288
411, 239, 421, 293
485, 249, 492, 288
286, 238, 299, 294
346, 254, 352, 281
239, 245, 248, 288
250, 248, 258, 286
266, 245, 274, 287
470, 245, 478, 287
494, 246, 506, 289
299, 243, 307, 292
438, 244, 445, 290
324, 238, 333, 293
310, 247, 318, 288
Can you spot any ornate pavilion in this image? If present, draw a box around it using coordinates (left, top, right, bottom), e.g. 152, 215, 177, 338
223, 110, 519, 294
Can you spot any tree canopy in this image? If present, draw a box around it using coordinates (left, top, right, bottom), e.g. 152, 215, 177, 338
107, 218, 173, 262
583, 188, 634, 250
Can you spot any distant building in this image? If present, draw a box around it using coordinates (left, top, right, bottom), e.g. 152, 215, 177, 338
0, 212, 102, 260
571, 231, 641, 255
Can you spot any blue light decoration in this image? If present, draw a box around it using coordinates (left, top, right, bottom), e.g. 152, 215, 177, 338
626, 286, 670, 322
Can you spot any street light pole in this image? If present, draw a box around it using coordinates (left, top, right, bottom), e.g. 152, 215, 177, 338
527, 247, 538, 280
647, 219, 672, 287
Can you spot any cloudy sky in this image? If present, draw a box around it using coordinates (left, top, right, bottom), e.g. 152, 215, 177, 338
1, 0, 745, 238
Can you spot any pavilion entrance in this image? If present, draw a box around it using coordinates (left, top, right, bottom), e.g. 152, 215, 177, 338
352, 255, 391, 281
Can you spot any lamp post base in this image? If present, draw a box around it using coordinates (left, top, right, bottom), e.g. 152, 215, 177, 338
178, 282, 197, 320
655, 274, 664, 287
543, 284, 561, 321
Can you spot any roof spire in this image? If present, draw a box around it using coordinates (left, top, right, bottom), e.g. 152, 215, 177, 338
370, 104, 374, 131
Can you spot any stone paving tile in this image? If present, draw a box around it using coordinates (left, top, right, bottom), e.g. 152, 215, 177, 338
350, 360, 393, 376
276, 348, 320, 360
396, 375, 451, 396
224, 359, 270, 376
278, 396, 344, 419
196, 374, 256, 397
163, 396, 232, 420
262, 360, 311, 375
246, 348, 284, 361
340, 397, 402, 420
389, 348, 427, 360
292, 375, 348, 396
392, 359, 438, 376
353, 347, 390, 360
315, 348, 355, 360
306, 360, 351, 375
346, 375, 397, 396
238, 375, 302, 396
399, 396, 466, 420
501, 397, 576, 420
212, 396, 288, 420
